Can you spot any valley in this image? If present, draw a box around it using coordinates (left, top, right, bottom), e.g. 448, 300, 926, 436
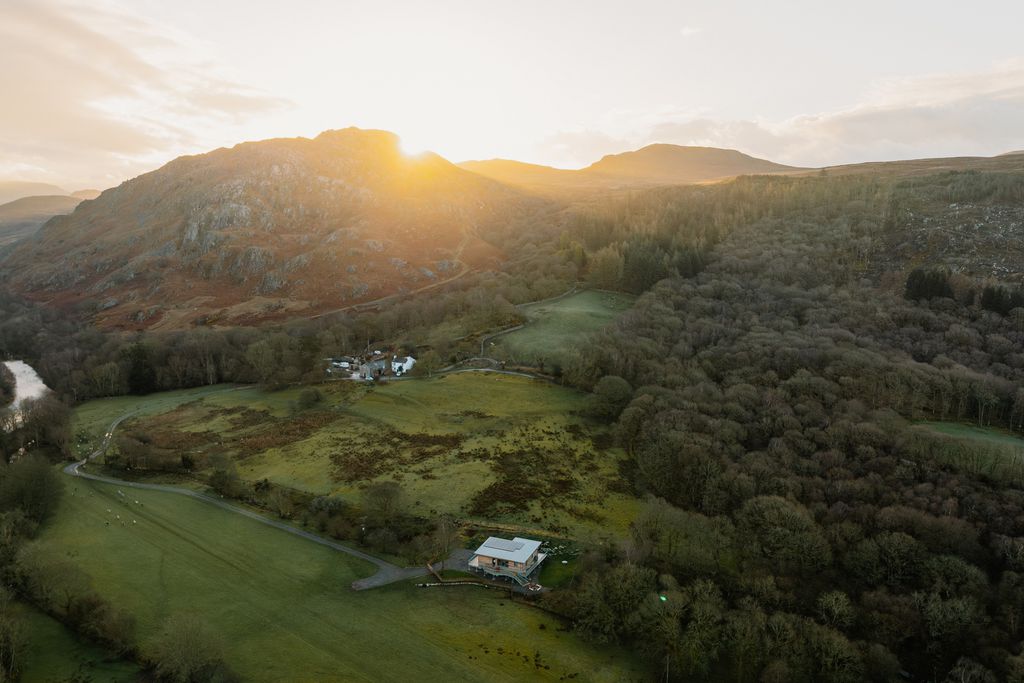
6, 4, 1024, 681
4, 126, 1024, 683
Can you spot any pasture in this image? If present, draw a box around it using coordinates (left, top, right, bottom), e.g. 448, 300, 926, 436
920, 421, 1024, 448
16, 602, 139, 683
98, 373, 640, 540
490, 290, 634, 369
71, 384, 246, 457
916, 422, 1024, 486
40, 477, 647, 682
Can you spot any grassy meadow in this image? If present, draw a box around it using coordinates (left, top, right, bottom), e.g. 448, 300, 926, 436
917, 421, 1024, 485
71, 384, 250, 457
920, 421, 1024, 448
15, 601, 139, 683
96, 373, 640, 540
37, 477, 647, 682
491, 290, 634, 369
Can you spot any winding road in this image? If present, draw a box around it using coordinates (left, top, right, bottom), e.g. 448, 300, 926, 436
63, 413, 450, 590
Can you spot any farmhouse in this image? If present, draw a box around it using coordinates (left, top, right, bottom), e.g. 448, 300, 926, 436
469, 536, 546, 585
392, 355, 416, 375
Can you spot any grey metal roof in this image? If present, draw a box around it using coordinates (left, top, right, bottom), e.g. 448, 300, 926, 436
472, 536, 542, 564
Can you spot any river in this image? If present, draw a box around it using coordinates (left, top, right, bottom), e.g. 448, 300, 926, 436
3, 360, 49, 410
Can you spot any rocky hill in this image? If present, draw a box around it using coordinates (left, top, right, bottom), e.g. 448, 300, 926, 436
461, 144, 802, 193
1, 128, 530, 330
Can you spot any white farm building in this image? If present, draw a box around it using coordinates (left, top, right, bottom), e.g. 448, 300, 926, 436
391, 356, 416, 375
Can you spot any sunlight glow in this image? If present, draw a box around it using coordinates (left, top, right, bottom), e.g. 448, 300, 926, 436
398, 136, 430, 158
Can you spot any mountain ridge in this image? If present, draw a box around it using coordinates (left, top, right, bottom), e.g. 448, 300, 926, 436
459, 143, 803, 192
6, 127, 1024, 331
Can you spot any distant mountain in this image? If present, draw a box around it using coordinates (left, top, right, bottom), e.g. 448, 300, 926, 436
71, 189, 102, 200
0, 181, 68, 205
0, 195, 81, 247
584, 144, 802, 183
461, 144, 802, 192
0, 128, 530, 330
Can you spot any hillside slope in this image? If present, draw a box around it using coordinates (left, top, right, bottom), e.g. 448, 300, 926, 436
461, 144, 802, 192
457, 159, 583, 191
810, 153, 1024, 178
1, 128, 531, 329
0, 195, 82, 247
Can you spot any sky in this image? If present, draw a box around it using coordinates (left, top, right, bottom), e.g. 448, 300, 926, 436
3, 0, 1024, 190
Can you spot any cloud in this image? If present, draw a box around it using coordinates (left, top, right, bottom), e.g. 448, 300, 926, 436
0, 0, 289, 189
538, 61, 1024, 168
679, 26, 702, 38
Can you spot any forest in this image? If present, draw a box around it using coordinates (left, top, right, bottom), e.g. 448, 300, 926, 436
548, 170, 1024, 682
2, 169, 1024, 681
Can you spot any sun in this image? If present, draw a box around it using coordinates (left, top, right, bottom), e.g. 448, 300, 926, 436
398, 135, 429, 157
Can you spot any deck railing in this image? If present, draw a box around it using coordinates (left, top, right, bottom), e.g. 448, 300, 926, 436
469, 553, 547, 585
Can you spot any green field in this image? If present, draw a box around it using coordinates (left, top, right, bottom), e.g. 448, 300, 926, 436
101, 373, 640, 540
71, 384, 252, 457
490, 290, 634, 369
39, 477, 646, 682
920, 421, 1024, 448
16, 602, 139, 683
917, 422, 1024, 485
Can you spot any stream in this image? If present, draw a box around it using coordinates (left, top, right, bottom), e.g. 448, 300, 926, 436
3, 360, 49, 418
